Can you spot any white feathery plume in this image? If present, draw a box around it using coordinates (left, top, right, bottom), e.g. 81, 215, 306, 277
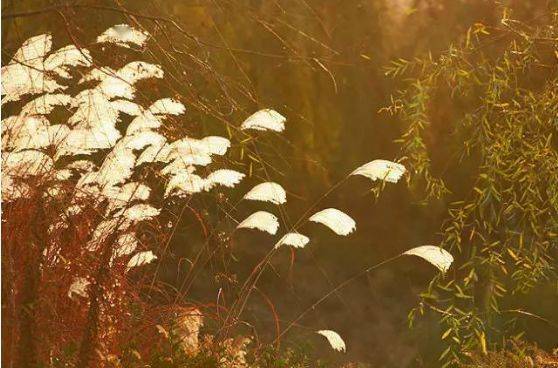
79, 66, 116, 83
2, 150, 53, 177
110, 233, 139, 266
117, 61, 164, 84
5, 120, 46, 151
111, 100, 143, 116
350, 159, 406, 184
69, 89, 119, 130
45, 182, 66, 198
165, 170, 206, 197
97, 24, 149, 48
123, 131, 166, 151
86, 218, 125, 251
164, 153, 212, 170
47, 125, 71, 147
168, 136, 230, 159
114, 234, 138, 258
12, 34, 52, 64
20, 93, 72, 116
204, 169, 245, 190
161, 156, 211, 176
274, 232, 309, 249
1, 34, 64, 103
237, 211, 279, 235
54, 169, 72, 181
69, 88, 114, 122
127, 251, 157, 270
1, 64, 65, 103
65, 205, 84, 218
1, 116, 42, 150
58, 85, 144, 157
94, 76, 131, 99
120, 204, 160, 222
148, 98, 185, 115
94, 182, 151, 214
66, 120, 120, 147
166, 140, 209, 160
200, 136, 231, 155
43, 45, 92, 78
160, 136, 231, 173
57, 127, 121, 157
83, 62, 162, 102
127, 112, 163, 135
95, 148, 136, 188
240, 109, 286, 132
3, 116, 68, 151
68, 277, 90, 299
136, 140, 169, 165
243, 182, 287, 205
104, 182, 151, 206
316, 330, 346, 353
98, 77, 135, 100
2, 35, 93, 104
74, 171, 101, 193
403, 245, 454, 273
309, 208, 356, 236
2, 175, 31, 202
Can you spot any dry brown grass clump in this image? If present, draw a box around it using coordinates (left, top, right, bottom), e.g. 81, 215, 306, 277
462, 342, 558, 368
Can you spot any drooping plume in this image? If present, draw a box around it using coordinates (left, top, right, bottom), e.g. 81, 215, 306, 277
309, 208, 356, 236
127, 251, 158, 270
316, 330, 346, 353
97, 24, 149, 48
240, 109, 286, 132
274, 232, 310, 249
237, 211, 280, 235
403, 245, 454, 273
243, 182, 287, 205
350, 159, 406, 183
205, 169, 246, 190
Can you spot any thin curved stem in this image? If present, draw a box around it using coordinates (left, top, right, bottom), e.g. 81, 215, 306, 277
274, 253, 403, 343
223, 176, 351, 329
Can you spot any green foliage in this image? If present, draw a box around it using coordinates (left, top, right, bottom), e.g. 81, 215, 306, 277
386, 8, 558, 367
